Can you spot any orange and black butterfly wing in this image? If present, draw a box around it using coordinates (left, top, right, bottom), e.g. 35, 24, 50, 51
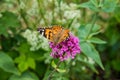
51, 26, 62, 35
51, 26, 63, 44
57, 29, 69, 43
37, 27, 53, 42
51, 26, 70, 44
37, 26, 70, 44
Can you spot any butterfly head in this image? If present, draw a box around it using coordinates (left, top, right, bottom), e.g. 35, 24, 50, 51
37, 28, 45, 36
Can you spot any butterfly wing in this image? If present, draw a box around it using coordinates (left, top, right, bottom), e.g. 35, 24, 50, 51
38, 26, 69, 45
51, 26, 63, 44
51, 26, 69, 44
57, 29, 69, 44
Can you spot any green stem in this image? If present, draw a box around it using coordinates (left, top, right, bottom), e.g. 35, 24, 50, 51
17, 0, 29, 27
86, 12, 98, 39
58, 0, 62, 20
52, 0, 55, 25
37, 0, 48, 25
47, 61, 61, 80
82, 8, 86, 22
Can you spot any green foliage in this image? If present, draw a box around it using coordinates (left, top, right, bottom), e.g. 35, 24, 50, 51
79, 0, 118, 12
78, 0, 99, 12
15, 54, 36, 72
78, 23, 106, 69
0, 11, 20, 37
9, 71, 39, 80
51, 60, 57, 68
0, 0, 120, 80
0, 51, 20, 75
51, 61, 66, 73
88, 37, 106, 44
76, 55, 98, 73
78, 23, 105, 70
102, 0, 118, 12
78, 24, 101, 40
80, 42, 104, 70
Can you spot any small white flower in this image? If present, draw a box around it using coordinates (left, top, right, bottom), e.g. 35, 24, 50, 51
26, 0, 38, 16
69, 3, 78, 9
44, 11, 53, 24
19, 1, 26, 9
64, 10, 80, 19
39, 19, 45, 25
22, 29, 49, 51
59, 2, 69, 10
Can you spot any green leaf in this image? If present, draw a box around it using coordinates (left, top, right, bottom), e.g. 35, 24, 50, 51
77, 55, 98, 73
15, 55, 27, 72
78, 0, 118, 13
27, 57, 36, 69
56, 68, 66, 73
90, 0, 99, 7
78, 25, 87, 40
42, 69, 51, 80
78, 24, 101, 40
102, 0, 118, 12
18, 43, 31, 54
15, 55, 36, 72
0, 51, 20, 75
80, 42, 104, 70
88, 37, 106, 44
9, 71, 39, 80
86, 24, 101, 38
51, 61, 66, 73
78, 0, 99, 12
29, 49, 47, 61
51, 61, 57, 68
18, 42, 46, 61
91, 24, 101, 33
87, 62, 98, 74
0, 11, 20, 37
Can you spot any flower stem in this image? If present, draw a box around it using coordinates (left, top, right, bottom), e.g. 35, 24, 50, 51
47, 61, 61, 80
58, 0, 62, 20
86, 12, 98, 39
51, 0, 55, 25
17, 0, 29, 28
37, 0, 48, 25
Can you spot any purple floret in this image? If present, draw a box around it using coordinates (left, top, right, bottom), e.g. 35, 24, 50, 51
49, 34, 81, 61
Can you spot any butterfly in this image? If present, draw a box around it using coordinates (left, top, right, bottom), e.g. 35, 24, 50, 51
37, 25, 70, 45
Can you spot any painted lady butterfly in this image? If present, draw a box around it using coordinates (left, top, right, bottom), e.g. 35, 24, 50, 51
37, 25, 70, 45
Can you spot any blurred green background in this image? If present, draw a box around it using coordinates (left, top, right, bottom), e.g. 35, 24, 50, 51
0, 0, 120, 80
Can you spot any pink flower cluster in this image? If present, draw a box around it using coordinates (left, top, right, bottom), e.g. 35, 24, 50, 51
49, 34, 81, 61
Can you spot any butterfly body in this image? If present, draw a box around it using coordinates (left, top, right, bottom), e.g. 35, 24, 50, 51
37, 26, 70, 45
